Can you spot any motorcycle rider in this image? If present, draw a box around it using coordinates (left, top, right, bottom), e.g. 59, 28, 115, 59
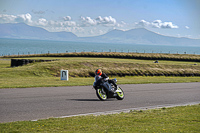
95, 69, 118, 92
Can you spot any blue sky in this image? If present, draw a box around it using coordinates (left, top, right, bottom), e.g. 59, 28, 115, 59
0, 0, 199, 38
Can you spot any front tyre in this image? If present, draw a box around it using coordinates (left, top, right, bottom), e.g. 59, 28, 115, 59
116, 87, 124, 100
96, 88, 107, 101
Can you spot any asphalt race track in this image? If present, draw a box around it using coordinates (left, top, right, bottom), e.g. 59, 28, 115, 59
0, 82, 200, 123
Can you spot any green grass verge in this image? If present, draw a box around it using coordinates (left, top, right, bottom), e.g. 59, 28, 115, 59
0, 105, 199, 132
1, 76, 200, 89
0, 57, 200, 88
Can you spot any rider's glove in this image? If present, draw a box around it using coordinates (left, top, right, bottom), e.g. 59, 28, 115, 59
104, 77, 109, 81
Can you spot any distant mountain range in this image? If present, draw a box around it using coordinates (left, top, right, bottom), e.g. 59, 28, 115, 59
0, 23, 77, 41
0, 23, 200, 46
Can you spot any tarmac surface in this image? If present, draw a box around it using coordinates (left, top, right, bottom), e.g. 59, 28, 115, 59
0, 82, 200, 123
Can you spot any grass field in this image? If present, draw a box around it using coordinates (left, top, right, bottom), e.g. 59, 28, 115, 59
0, 53, 199, 132
0, 104, 199, 132
0, 55, 200, 88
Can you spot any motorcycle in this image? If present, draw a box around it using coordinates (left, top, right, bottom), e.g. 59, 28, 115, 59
93, 75, 125, 101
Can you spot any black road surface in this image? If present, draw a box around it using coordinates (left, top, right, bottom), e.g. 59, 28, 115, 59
0, 82, 200, 123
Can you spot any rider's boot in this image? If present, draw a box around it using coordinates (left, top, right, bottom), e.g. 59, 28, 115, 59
114, 86, 121, 93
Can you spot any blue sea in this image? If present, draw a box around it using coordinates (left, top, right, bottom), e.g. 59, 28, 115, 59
0, 38, 200, 56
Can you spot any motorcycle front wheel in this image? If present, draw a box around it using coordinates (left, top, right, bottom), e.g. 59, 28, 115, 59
96, 88, 107, 101
116, 87, 125, 100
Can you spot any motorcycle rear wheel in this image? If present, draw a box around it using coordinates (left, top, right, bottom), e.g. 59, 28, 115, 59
116, 87, 124, 100
96, 88, 107, 101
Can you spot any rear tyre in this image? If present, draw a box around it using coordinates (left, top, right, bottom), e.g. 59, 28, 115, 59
96, 88, 107, 101
116, 87, 124, 100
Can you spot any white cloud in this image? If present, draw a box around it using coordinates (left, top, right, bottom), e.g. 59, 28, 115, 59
0, 13, 85, 35
34, 18, 77, 31
80, 16, 97, 26
0, 13, 76, 28
135, 19, 178, 29
135, 20, 150, 27
160, 22, 178, 29
0, 14, 16, 23
36, 18, 48, 26
15, 13, 32, 23
63, 21, 76, 27
152, 20, 162, 28
80, 16, 119, 27
0, 13, 124, 36
96, 16, 116, 25
185, 26, 190, 29
0, 13, 32, 23
63, 16, 71, 21
0, 13, 183, 37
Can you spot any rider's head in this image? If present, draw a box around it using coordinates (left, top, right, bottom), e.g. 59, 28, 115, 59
95, 69, 102, 76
